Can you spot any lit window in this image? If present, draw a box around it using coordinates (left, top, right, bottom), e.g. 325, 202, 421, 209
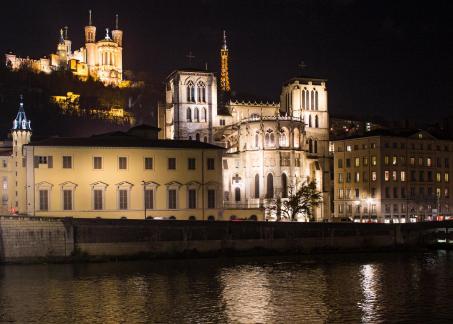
410, 157, 415, 166
445, 172, 449, 183
371, 156, 377, 166
436, 172, 441, 182
384, 171, 390, 181
400, 171, 406, 182
355, 157, 360, 167
372, 172, 377, 181
392, 156, 397, 165
355, 172, 360, 182
384, 156, 389, 165
426, 158, 432, 167
392, 171, 397, 181
346, 145, 352, 152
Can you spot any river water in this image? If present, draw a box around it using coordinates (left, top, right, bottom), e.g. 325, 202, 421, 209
0, 251, 452, 323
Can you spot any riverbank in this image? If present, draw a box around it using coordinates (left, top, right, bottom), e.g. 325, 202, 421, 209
0, 216, 451, 263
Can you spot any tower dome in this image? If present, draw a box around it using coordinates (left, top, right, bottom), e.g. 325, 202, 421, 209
12, 95, 31, 131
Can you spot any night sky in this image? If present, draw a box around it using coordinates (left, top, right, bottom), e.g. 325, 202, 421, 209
1, 0, 453, 122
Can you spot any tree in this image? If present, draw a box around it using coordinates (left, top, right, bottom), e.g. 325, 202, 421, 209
267, 180, 322, 222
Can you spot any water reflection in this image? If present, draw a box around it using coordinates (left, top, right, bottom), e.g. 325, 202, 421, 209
0, 252, 452, 323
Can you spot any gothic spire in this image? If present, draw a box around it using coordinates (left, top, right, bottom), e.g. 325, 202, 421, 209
12, 95, 31, 131
115, 14, 119, 30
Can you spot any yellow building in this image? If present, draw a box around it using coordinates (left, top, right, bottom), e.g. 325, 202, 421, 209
4, 99, 230, 221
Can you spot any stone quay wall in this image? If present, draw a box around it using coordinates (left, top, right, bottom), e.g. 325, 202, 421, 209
0, 216, 451, 262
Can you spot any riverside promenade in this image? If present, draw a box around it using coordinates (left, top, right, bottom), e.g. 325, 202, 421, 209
0, 216, 451, 262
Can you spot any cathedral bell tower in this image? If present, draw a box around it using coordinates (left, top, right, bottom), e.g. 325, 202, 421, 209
84, 9, 97, 67
111, 14, 123, 74
56, 28, 68, 68
12, 95, 32, 214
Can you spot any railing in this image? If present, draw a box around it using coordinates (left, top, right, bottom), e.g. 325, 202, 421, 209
240, 115, 304, 123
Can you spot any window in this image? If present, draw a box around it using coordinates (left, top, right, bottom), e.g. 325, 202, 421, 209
346, 159, 351, 168
363, 157, 368, 166
39, 189, 49, 211
363, 172, 369, 182
119, 190, 128, 210
427, 158, 432, 167
346, 145, 352, 152
145, 189, 154, 209
194, 108, 199, 122
446, 172, 450, 183
410, 157, 415, 166
207, 158, 215, 170
118, 157, 127, 170
93, 190, 103, 210
208, 189, 216, 208
392, 156, 397, 166
392, 171, 397, 181
355, 172, 360, 183
187, 81, 195, 102
168, 189, 177, 209
186, 107, 192, 121
63, 190, 72, 210
346, 173, 351, 183
188, 158, 196, 170
93, 156, 102, 169
355, 188, 360, 198
220, 119, 225, 126
266, 174, 274, 198
188, 189, 197, 209
436, 172, 441, 182
355, 157, 360, 167
385, 187, 390, 198
281, 173, 288, 198
168, 158, 176, 170
384, 156, 389, 165
401, 188, 406, 198
385, 171, 390, 181
445, 158, 450, 168
371, 188, 376, 198
338, 189, 344, 199
393, 187, 398, 198
144, 157, 153, 170
254, 174, 260, 198
371, 156, 377, 166
315, 115, 319, 128
234, 187, 241, 202
338, 173, 343, 183
419, 171, 424, 182
418, 158, 423, 166
401, 171, 406, 182
338, 159, 343, 168
62, 156, 72, 169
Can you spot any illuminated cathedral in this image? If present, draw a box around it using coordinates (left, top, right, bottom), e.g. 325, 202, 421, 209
159, 32, 332, 221
5, 10, 124, 86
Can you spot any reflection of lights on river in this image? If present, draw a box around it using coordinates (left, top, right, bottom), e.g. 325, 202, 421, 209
219, 266, 272, 323
359, 264, 382, 323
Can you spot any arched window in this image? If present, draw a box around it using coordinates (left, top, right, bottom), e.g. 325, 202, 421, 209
187, 81, 195, 102
270, 133, 275, 146
265, 133, 269, 146
194, 108, 199, 122
266, 174, 274, 199
281, 173, 288, 198
196, 133, 200, 141
302, 89, 306, 109
314, 140, 318, 153
310, 90, 315, 110
308, 115, 312, 128
255, 133, 259, 148
235, 187, 241, 202
197, 81, 206, 103
315, 115, 319, 128
186, 107, 192, 122
309, 139, 313, 153
294, 128, 300, 148
202, 107, 207, 121
279, 128, 288, 147
315, 90, 319, 110
254, 174, 260, 198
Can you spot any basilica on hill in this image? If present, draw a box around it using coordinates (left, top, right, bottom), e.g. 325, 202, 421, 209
159, 32, 332, 220
5, 10, 124, 86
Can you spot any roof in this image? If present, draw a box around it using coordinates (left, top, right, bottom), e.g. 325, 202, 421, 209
333, 128, 453, 142
26, 134, 223, 149
284, 76, 328, 86
165, 69, 213, 81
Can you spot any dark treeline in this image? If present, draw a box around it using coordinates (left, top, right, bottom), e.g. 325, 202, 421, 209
0, 66, 162, 138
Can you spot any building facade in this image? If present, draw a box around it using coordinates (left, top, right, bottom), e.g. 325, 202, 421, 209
1, 99, 229, 220
332, 131, 453, 222
160, 70, 331, 221
5, 11, 123, 86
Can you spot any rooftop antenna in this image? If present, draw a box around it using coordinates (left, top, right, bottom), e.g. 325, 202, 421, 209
222, 30, 227, 50
88, 9, 92, 26
205, 62, 208, 71
115, 14, 119, 29
186, 51, 195, 65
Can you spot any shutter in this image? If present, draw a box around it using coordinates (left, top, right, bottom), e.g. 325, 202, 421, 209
33, 156, 39, 168
47, 156, 53, 168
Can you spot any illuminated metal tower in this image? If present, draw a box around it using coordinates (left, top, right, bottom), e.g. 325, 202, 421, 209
220, 30, 231, 92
